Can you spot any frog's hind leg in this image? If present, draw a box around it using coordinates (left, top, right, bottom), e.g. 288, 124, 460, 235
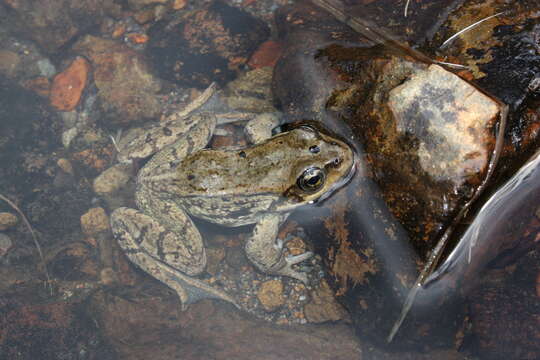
245, 214, 314, 284
110, 207, 238, 308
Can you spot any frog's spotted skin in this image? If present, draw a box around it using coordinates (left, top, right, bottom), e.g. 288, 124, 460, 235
110, 108, 356, 307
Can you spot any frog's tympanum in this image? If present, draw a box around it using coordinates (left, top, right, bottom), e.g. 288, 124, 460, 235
110, 112, 355, 307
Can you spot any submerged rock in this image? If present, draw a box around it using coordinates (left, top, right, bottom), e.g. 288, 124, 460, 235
73, 35, 163, 125
272, 0, 509, 349
147, 0, 270, 87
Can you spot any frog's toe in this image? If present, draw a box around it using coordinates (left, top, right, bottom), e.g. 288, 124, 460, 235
287, 251, 314, 265
272, 251, 314, 284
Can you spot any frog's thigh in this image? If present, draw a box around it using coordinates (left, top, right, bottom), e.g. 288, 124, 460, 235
140, 113, 217, 174
111, 207, 205, 277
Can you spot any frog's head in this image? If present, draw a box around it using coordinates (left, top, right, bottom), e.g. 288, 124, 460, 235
281, 122, 356, 206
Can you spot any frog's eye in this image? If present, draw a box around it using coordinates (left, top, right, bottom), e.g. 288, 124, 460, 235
309, 145, 320, 154
297, 167, 326, 193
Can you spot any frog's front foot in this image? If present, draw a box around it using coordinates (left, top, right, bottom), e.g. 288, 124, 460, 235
246, 214, 314, 284
267, 250, 314, 284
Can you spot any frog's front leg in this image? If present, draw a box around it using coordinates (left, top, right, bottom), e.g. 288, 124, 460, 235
245, 214, 313, 283
111, 203, 237, 308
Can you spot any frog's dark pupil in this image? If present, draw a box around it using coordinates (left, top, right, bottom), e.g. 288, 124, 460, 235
297, 167, 325, 192
239, 151, 247, 158
309, 145, 320, 154
307, 175, 320, 186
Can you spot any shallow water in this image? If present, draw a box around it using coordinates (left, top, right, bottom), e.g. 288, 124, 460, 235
0, 1, 539, 359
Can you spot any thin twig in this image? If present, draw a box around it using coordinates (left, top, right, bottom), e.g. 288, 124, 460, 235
440, 12, 505, 49
404, 0, 411, 18
0, 193, 52, 292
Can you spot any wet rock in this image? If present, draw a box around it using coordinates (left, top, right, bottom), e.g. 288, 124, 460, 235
80, 207, 110, 236
304, 280, 347, 323
127, 0, 168, 10
89, 290, 362, 359
147, 0, 270, 87
225, 243, 250, 270
206, 247, 226, 276
48, 242, 99, 281
248, 40, 284, 69
0, 50, 20, 77
71, 145, 115, 174
257, 279, 284, 311
434, 0, 540, 169
0, 212, 18, 231
0, 233, 13, 256
272, 1, 510, 348
73, 35, 163, 125
1, 0, 122, 53
23, 76, 51, 98
467, 250, 540, 360
93, 164, 133, 196
0, 286, 114, 359
387, 63, 500, 186
0, 34, 56, 86
56, 158, 74, 175
310, 0, 465, 45
223, 67, 276, 112
49, 57, 91, 111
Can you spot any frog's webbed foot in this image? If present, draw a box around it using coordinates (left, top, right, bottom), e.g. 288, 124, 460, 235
246, 214, 313, 284
110, 207, 239, 309
268, 251, 314, 284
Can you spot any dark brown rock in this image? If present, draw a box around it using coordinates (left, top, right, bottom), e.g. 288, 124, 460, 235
433, 0, 540, 171
147, 0, 270, 87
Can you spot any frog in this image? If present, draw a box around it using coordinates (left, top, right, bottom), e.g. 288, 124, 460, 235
110, 94, 356, 308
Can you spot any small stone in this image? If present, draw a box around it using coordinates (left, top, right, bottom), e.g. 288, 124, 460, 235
80, 207, 110, 236
257, 280, 284, 312
206, 247, 225, 276
0, 50, 21, 77
285, 236, 307, 256
93, 164, 132, 195
172, 0, 187, 10
225, 246, 249, 270
49, 57, 90, 111
248, 41, 284, 69
224, 67, 275, 113
22, 77, 51, 97
0, 212, 18, 231
100, 267, 116, 285
57, 158, 74, 175
0, 233, 13, 256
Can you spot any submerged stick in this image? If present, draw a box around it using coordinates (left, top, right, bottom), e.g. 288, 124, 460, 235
0, 193, 52, 290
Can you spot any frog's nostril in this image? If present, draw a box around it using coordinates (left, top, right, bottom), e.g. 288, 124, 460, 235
332, 158, 342, 167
